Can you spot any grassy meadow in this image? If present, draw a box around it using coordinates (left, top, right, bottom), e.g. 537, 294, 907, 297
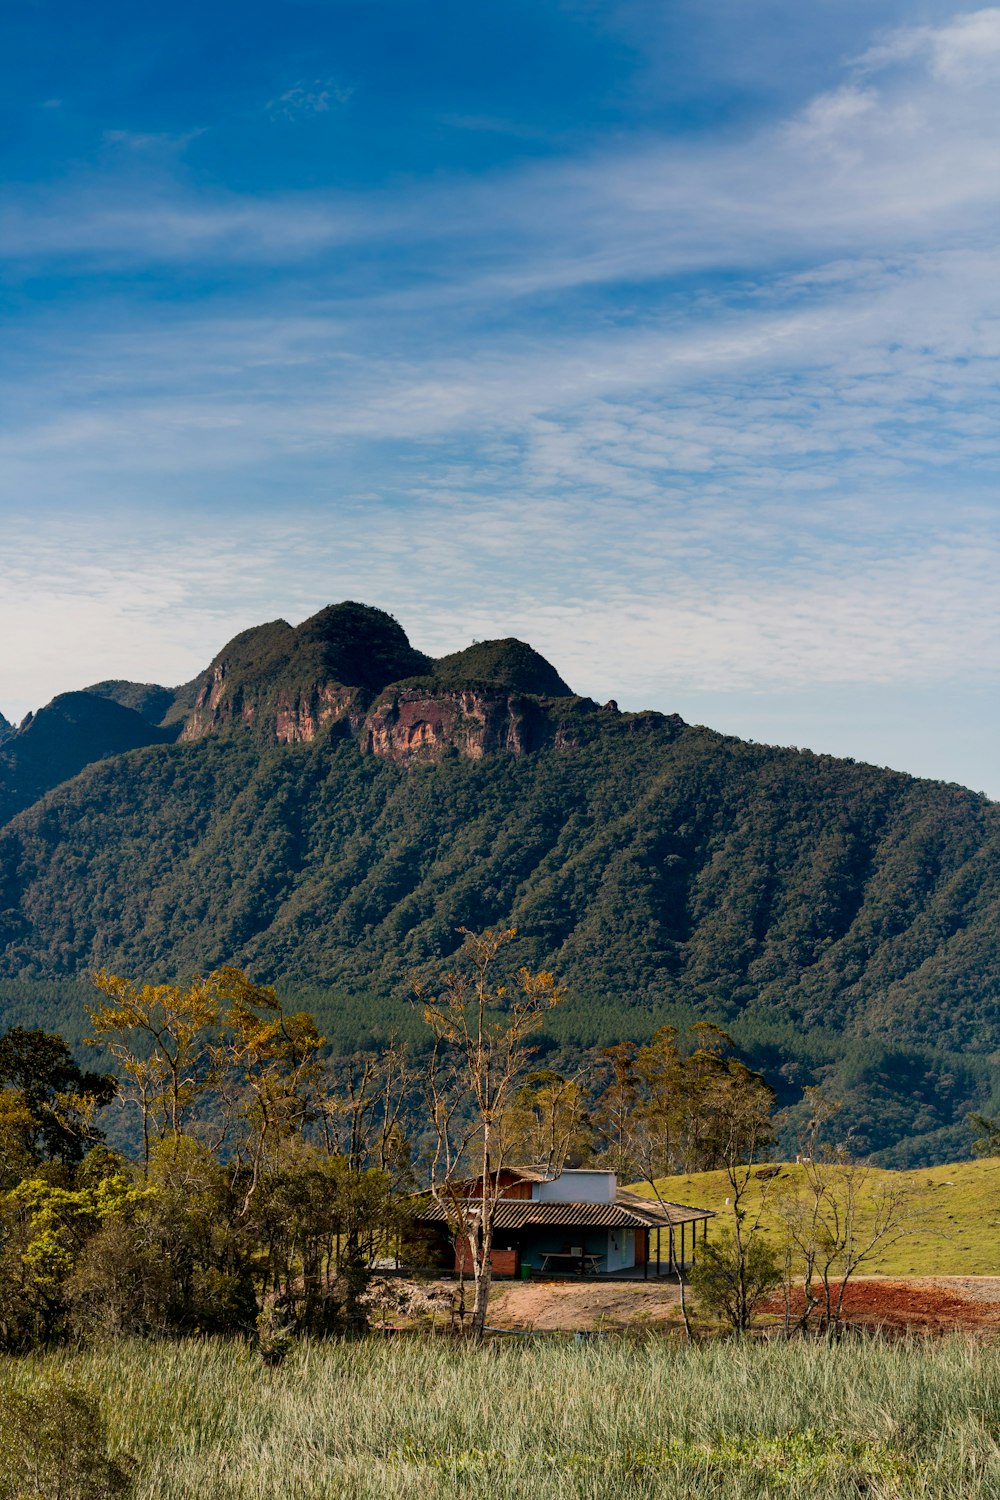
640, 1157, 1000, 1276
7, 1335, 1000, 1498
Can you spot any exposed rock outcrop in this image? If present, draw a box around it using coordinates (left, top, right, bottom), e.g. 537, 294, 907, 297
155, 600, 679, 764
362, 688, 603, 762
179, 603, 429, 744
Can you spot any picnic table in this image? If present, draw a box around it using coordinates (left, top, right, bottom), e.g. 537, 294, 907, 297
539, 1251, 603, 1275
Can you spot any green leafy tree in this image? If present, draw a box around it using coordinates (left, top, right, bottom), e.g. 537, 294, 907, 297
689, 1229, 782, 1334
0, 1027, 114, 1174
87, 973, 223, 1169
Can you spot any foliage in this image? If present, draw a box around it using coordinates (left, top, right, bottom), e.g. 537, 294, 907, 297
968, 1110, 1000, 1157
0, 1374, 133, 1500
688, 1229, 783, 1332
0, 1027, 114, 1184
404, 637, 572, 697
1, 684, 998, 1161
0, 968, 417, 1352
591, 1023, 774, 1180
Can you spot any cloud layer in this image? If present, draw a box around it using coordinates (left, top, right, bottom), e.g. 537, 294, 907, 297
1, 6, 998, 791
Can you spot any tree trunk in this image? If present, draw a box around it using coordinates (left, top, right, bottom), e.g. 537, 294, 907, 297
470, 1256, 492, 1342
677, 1264, 693, 1343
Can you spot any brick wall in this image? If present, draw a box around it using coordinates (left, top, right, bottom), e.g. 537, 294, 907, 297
454, 1244, 519, 1277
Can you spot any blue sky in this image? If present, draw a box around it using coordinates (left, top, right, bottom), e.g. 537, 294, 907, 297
2, 1, 999, 793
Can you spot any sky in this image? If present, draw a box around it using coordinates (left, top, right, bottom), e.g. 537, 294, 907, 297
1, 0, 999, 793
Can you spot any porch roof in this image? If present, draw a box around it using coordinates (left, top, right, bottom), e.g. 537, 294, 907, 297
415, 1193, 712, 1231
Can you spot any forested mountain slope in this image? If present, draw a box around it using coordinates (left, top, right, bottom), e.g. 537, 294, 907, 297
1, 601, 998, 1164
0, 691, 174, 827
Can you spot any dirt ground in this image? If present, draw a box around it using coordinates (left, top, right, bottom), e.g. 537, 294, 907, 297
387, 1275, 1000, 1334
759, 1276, 1000, 1334
488, 1279, 684, 1331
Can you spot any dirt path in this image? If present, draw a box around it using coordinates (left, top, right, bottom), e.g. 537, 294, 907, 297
390, 1274, 1000, 1334
487, 1279, 683, 1331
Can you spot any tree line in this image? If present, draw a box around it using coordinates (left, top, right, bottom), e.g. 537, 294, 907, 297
0, 928, 933, 1351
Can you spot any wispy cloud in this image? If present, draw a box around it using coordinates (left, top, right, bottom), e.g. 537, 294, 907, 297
266, 78, 354, 120
2, 7, 999, 791
4, 9, 1000, 280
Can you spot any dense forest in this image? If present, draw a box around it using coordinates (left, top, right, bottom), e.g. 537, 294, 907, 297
1, 602, 999, 1165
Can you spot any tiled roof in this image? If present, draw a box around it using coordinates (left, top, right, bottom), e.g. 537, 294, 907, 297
416, 1194, 712, 1230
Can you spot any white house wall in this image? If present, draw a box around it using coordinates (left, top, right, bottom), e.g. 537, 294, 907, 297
605, 1227, 635, 1271
533, 1171, 617, 1204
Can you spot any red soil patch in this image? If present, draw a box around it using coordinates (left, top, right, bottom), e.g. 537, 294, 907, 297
762, 1278, 1000, 1334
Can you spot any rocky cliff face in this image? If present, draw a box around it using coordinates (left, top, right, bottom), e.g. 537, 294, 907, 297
171, 606, 595, 761
0, 712, 12, 746
180, 664, 369, 744
178, 603, 428, 745
362, 688, 609, 762
157, 603, 674, 765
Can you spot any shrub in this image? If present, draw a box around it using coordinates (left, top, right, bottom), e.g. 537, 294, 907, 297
688, 1229, 782, 1333
0, 1375, 133, 1499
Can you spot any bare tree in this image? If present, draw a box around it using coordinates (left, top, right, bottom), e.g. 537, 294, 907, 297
319, 1039, 416, 1180
776, 1098, 935, 1337
416, 927, 563, 1343
596, 1024, 775, 1340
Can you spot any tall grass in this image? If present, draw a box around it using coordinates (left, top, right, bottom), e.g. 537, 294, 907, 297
5, 1335, 1000, 1498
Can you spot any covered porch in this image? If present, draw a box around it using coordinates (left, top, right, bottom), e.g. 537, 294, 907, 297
416, 1188, 713, 1279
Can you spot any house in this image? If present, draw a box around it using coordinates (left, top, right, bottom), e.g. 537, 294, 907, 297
412, 1166, 714, 1278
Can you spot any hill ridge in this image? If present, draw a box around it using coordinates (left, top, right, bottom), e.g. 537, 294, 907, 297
2, 603, 999, 1167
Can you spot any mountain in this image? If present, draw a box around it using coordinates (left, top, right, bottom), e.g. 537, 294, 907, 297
0, 602, 998, 1165
430, 639, 573, 696
0, 691, 174, 827
84, 680, 177, 726
179, 602, 433, 743
0, 711, 12, 745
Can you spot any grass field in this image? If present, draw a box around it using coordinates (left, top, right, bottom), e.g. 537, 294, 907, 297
639, 1157, 1000, 1277
7, 1335, 1000, 1498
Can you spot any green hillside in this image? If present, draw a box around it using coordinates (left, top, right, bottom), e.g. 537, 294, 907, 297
638, 1157, 1000, 1276
430, 638, 573, 696
1, 602, 999, 1165
84, 680, 177, 725
0, 692, 174, 826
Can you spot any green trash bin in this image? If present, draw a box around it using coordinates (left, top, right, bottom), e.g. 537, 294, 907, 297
520, 1263, 532, 1280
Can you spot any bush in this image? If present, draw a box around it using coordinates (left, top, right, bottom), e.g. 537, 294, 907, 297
688, 1229, 782, 1333
0, 1375, 133, 1499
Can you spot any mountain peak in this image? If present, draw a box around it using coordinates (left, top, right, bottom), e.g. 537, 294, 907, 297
181, 602, 431, 743
295, 602, 432, 691
84, 680, 176, 726
0, 691, 172, 826
177, 603, 578, 750
431, 638, 572, 697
